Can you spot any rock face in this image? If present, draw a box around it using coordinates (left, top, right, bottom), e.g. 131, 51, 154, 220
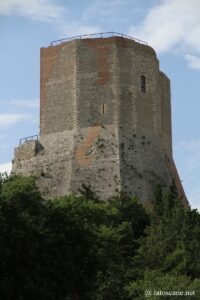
12, 35, 188, 206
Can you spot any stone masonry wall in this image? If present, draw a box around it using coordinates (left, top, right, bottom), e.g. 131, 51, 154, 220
76, 38, 118, 128
12, 36, 188, 206
40, 41, 77, 135
159, 71, 172, 156
115, 39, 173, 204
13, 130, 74, 198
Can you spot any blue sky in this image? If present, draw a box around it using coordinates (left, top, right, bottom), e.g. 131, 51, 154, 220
0, 0, 200, 209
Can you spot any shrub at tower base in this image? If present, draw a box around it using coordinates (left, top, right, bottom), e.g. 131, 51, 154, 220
0, 174, 199, 300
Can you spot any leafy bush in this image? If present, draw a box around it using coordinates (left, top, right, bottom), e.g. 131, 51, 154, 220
0, 175, 199, 299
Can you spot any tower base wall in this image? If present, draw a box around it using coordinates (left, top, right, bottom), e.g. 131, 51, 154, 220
12, 126, 188, 207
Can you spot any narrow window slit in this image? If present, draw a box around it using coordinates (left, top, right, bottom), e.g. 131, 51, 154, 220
141, 75, 146, 93
102, 104, 107, 114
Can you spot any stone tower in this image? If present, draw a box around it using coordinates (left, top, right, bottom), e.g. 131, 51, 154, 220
12, 33, 188, 206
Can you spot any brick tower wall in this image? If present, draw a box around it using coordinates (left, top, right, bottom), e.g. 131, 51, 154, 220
12, 36, 188, 206
40, 41, 77, 135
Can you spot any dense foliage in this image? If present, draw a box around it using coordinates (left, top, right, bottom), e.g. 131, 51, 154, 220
0, 173, 199, 299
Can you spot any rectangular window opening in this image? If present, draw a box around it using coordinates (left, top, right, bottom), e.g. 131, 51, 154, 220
141, 75, 146, 93
102, 104, 105, 114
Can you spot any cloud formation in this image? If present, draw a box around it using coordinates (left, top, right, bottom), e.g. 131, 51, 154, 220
11, 98, 39, 108
60, 23, 101, 39
0, 162, 12, 175
0, 0, 63, 20
0, 113, 29, 127
128, 0, 200, 70
82, 0, 125, 21
185, 54, 200, 71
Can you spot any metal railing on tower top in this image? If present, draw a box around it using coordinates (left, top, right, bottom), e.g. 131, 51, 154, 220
50, 32, 148, 46
19, 135, 38, 145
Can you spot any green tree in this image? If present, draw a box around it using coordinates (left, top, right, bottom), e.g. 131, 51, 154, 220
126, 270, 200, 300
134, 184, 188, 275
0, 176, 47, 299
1, 176, 199, 300
94, 194, 150, 300
0, 176, 101, 299
183, 208, 200, 278
131, 182, 200, 289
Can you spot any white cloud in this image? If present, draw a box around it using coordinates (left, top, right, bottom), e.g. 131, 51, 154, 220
128, 0, 200, 70
82, 0, 125, 21
185, 54, 200, 71
59, 22, 101, 39
11, 98, 39, 108
0, 113, 29, 128
0, 0, 63, 21
0, 162, 12, 175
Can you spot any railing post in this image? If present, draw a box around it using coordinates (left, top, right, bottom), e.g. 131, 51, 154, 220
50, 32, 147, 47
19, 134, 38, 145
